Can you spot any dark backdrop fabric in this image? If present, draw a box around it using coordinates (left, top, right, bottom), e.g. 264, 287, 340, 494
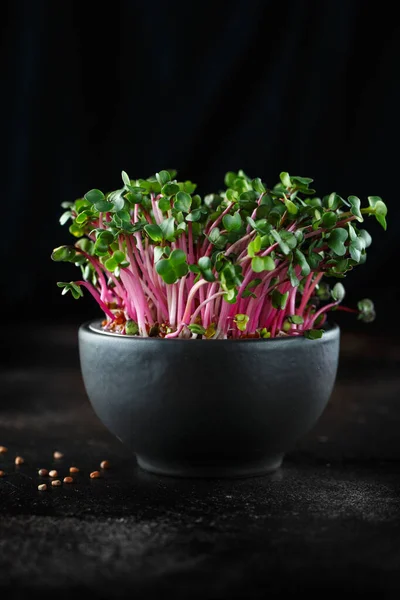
3, 0, 400, 332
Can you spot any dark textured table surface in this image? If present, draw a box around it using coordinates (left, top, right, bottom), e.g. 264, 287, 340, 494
1, 322, 400, 599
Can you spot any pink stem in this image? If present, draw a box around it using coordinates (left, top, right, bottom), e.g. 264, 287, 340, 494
75, 281, 116, 320
190, 291, 225, 324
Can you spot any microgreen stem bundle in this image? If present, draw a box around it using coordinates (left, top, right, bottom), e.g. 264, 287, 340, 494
52, 169, 387, 339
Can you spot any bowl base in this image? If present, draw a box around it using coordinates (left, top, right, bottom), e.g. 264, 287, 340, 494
136, 454, 284, 479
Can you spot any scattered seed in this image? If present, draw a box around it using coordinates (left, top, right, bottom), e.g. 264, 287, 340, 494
38, 484, 47, 491
0, 446, 8, 454
0, 470, 5, 477
53, 451, 64, 460
15, 456, 24, 465
49, 470, 58, 477
100, 460, 111, 469
63, 476, 74, 484
38, 468, 49, 476
69, 467, 79, 474
51, 479, 62, 487
90, 471, 101, 479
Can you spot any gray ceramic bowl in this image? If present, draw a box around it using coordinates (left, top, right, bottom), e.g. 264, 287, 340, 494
79, 320, 340, 478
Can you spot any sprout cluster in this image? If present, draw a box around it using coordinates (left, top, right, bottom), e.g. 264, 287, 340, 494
52, 169, 387, 339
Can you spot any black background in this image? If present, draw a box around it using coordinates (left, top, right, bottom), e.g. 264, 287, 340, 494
3, 0, 399, 333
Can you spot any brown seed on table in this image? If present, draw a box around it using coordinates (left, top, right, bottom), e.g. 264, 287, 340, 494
15, 456, 24, 465
53, 451, 64, 460
51, 479, 62, 487
0, 446, 8, 454
90, 471, 101, 479
69, 467, 79, 474
0, 470, 5, 477
49, 470, 58, 477
63, 476, 74, 484
100, 460, 111, 470
38, 484, 47, 491
38, 468, 49, 476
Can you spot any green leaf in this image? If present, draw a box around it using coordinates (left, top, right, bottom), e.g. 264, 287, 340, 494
223, 211, 242, 232
93, 238, 110, 256
271, 289, 289, 310
156, 171, 171, 187
348, 196, 363, 222
75, 210, 91, 225
59, 211, 72, 225
322, 211, 337, 228
270, 230, 290, 255
51, 246, 76, 262
198, 256, 211, 271
144, 223, 164, 242
238, 190, 258, 209
224, 172, 237, 187
288, 315, 304, 324
205, 323, 216, 338
174, 262, 189, 278
327, 228, 348, 256
156, 259, 177, 284
104, 256, 118, 272
348, 222, 357, 241
331, 282, 345, 302
162, 182, 180, 197
75, 238, 94, 254
316, 282, 330, 300
185, 209, 202, 222
158, 197, 172, 212
188, 324, 206, 335
84, 189, 104, 204
160, 217, 175, 241
358, 298, 374, 312
323, 192, 340, 210
94, 200, 114, 212
234, 314, 250, 332
121, 171, 130, 186
109, 190, 125, 212
97, 230, 115, 244
248, 235, 262, 258
112, 250, 126, 264
294, 249, 311, 276
291, 176, 313, 185
358, 229, 372, 249
125, 191, 142, 205
376, 213, 387, 230
284, 198, 298, 214
304, 329, 324, 340
349, 237, 363, 262
288, 263, 300, 287
61, 201, 73, 209
258, 328, 271, 338
69, 223, 85, 237
373, 200, 388, 230
251, 256, 275, 273
280, 172, 291, 188
169, 249, 187, 267
367, 195, 383, 208
154, 246, 164, 263
57, 281, 83, 300
357, 298, 376, 322
174, 191, 192, 213
125, 320, 139, 335
280, 230, 297, 249
252, 178, 266, 194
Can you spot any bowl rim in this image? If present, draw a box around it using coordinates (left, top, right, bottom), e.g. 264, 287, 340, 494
80, 319, 340, 345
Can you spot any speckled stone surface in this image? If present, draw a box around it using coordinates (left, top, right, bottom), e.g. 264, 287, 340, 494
1, 323, 400, 599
